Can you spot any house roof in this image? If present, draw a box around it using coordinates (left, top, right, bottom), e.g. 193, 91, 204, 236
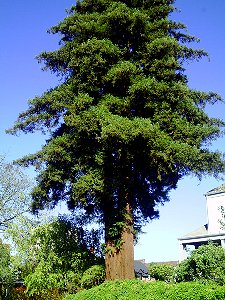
134, 260, 149, 277
206, 184, 225, 196
178, 224, 208, 240
178, 224, 225, 242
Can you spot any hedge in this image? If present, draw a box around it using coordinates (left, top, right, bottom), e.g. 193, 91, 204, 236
63, 280, 225, 300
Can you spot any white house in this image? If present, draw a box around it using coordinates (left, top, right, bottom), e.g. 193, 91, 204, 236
178, 183, 225, 261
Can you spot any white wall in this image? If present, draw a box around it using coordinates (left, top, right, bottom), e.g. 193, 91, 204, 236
206, 192, 225, 234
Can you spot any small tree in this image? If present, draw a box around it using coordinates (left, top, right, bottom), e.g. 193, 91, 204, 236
175, 242, 225, 285
0, 157, 33, 299
22, 216, 103, 297
0, 241, 12, 300
0, 156, 32, 229
148, 262, 175, 282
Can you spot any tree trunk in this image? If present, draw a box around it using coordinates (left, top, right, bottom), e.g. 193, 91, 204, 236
105, 202, 135, 280
105, 228, 134, 280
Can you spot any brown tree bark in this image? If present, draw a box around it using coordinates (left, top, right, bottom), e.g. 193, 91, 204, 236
105, 202, 135, 280
105, 228, 134, 280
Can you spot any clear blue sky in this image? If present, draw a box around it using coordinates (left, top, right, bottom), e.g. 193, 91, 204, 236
0, 0, 224, 262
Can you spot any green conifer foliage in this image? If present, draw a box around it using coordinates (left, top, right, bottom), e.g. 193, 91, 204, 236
8, 0, 225, 279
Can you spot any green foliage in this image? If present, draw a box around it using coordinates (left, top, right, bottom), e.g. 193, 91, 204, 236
80, 265, 105, 289
3, 214, 42, 285
148, 263, 175, 282
0, 158, 33, 299
0, 156, 32, 230
64, 280, 225, 300
165, 282, 225, 300
3, 212, 104, 298
0, 235, 27, 299
0, 240, 14, 296
16, 216, 103, 297
9, 286, 63, 300
175, 242, 225, 284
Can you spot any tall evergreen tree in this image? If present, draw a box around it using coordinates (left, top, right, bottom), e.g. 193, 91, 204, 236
8, 0, 225, 279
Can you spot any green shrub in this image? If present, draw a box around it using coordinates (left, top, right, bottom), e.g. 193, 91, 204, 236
175, 242, 225, 284
31, 288, 63, 300
23, 217, 103, 296
148, 263, 175, 282
80, 265, 105, 289
63, 280, 225, 300
64, 280, 167, 300
165, 282, 225, 300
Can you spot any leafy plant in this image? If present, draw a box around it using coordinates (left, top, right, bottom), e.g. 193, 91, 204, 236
175, 242, 225, 284
80, 265, 105, 289
0, 156, 32, 230
63, 280, 225, 300
0, 241, 15, 300
148, 263, 175, 282
21, 216, 103, 297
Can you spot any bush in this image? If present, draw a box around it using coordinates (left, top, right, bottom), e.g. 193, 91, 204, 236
148, 263, 175, 282
175, 242, 225, 284
23, 217, 103, 296
165, 282, 225, 300
31, 288, 63, 300
80, 265, 105, 289
64, 280, 167, 300
63, 280, 225, 300
10, 286, 28, 300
